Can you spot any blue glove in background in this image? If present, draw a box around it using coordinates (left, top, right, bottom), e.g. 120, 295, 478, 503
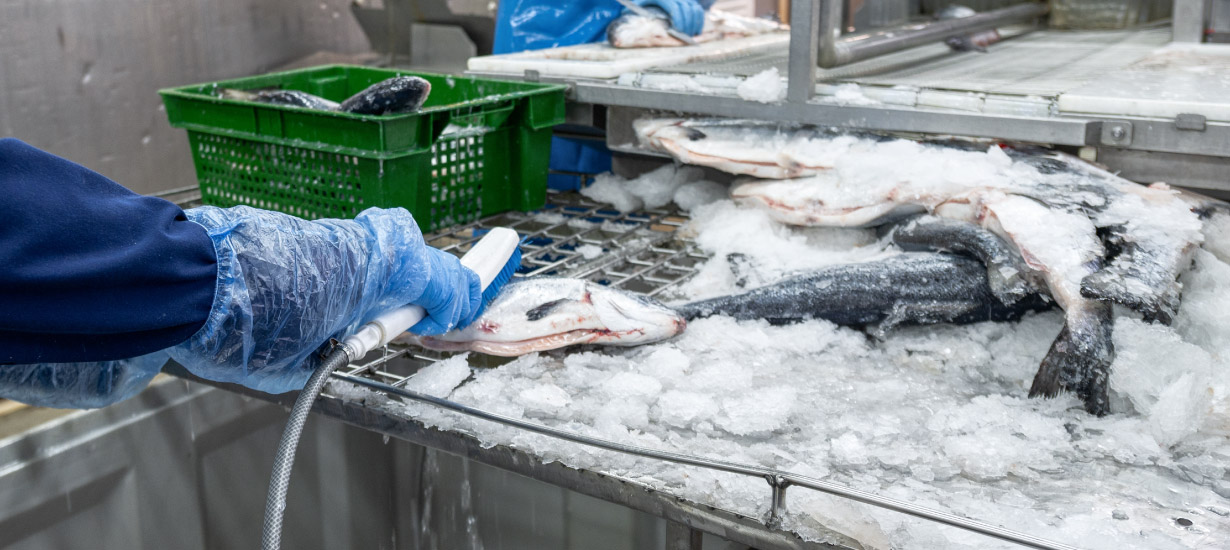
0, 352, 168, 409
168, 205, 483, 395
633, 0, 705, 36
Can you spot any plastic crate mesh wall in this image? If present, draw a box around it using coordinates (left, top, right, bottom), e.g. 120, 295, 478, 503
429, 133, 484, 229
193, 133, 366, 219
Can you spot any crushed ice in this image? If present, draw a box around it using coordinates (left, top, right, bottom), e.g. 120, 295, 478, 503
579, 164, 726, 213
737, 67, 786, 103
383, 159, 1229, 548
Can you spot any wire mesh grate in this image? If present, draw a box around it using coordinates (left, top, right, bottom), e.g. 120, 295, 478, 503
330, 190, 708, 381
423, 191, 707, 297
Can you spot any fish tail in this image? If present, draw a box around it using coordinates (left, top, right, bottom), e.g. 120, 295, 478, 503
1029, 303, 1114, 416
1080, 268, 1179, 325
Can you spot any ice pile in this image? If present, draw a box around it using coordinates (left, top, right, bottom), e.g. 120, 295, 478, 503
737, 67, 786, 103
617, 72, 744, 95
372, 179, 1230, 548
815, 83, 881, 106
579, 164, 727, 213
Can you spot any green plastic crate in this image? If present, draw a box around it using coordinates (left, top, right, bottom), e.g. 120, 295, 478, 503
159, 65, 566, 230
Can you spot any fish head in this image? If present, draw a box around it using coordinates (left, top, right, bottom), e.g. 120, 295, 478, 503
384, 76, 432, 112
731, 177, 920, 228
587, 284, 688, 343
340, 76, 432, 115
396, 279, 686, 356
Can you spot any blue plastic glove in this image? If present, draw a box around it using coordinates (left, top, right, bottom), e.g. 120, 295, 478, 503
411, 248, 485, 335
633, 0, 705, 36
167, 205, 484, 395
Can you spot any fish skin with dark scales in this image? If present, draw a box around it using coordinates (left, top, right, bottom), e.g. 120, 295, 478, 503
674, 253, 1053, 332
339, 76, 432, 115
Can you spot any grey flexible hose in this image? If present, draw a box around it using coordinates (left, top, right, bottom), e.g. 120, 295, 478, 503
260, 345, 352, 550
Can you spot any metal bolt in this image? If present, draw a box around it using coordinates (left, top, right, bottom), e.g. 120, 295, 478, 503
1110, 126, 1126, 140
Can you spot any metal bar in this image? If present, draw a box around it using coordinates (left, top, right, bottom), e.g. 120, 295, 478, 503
821, 3, 1050, 67
766, 475, 789, 529
1173, 0, 1207, 42
1082, 116, 1230, 158
816, 0, 845, 69
332, 372, 1081, 550
577, 85, 1097, 146
666, 521, 705, 550
786, 0, 821, 103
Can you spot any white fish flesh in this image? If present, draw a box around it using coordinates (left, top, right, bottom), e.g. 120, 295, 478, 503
394, 278, 687, 356
1180, 190, 1230, 264
608, 9, 786, 49
635, 118, 871, 179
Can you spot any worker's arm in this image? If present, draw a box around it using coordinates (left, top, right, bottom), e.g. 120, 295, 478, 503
0, 139, 484, 408
0, 138, 217, 364
492, 0, 712, 54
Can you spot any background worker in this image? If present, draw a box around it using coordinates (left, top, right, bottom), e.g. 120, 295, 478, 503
492, 0, 714, 189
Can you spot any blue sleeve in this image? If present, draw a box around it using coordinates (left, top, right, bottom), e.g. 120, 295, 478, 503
493, 0, 715, 53
0, 138, 218, 364
494, 0, 625, 53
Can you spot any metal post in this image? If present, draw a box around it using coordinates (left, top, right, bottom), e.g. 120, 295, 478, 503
787, 0, 821, 103
1173, 0, 1207, 42
765, 475, 790, 529
665, 521, 704, 550
817, 0, 845, 69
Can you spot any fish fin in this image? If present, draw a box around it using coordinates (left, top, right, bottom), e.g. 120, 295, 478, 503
725, 253, 760, 289
1081, 228, 1193, 325
871, 301, 975, 339
984, 265, 1035, 306
672, 302, 712, 321
1029, 304, 1114, 416
870, 303, 911, 339
1081, 269, 1179, 325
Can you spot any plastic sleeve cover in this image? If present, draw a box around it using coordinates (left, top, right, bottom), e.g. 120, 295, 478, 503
0, 351, 169, 409
169, 206, 433, 394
